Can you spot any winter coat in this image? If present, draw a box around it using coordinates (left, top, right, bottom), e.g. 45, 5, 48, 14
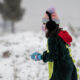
42, 30, 78, 80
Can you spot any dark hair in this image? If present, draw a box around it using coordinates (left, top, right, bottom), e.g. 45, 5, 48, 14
46, 25, 63, 38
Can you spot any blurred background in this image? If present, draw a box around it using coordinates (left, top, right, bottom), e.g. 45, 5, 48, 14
0, 0, 80, 80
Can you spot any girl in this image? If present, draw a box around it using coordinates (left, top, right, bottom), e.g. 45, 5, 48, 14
31, 8, 77, 80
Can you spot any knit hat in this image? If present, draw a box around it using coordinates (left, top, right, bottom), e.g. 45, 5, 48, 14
42, 8, 60, 24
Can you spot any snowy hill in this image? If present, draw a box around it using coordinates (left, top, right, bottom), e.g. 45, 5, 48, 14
0, 31, 80, 80
0, 0, 80, 80
0, 31, 48, 80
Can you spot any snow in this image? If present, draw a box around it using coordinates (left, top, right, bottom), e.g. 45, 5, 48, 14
0, 31, 49, 80
0, 0, 80, 80
0, 31, 80, 80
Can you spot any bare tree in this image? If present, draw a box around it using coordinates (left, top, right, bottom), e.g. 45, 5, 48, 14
1, 0, 25, 33
0, 3, 3, 13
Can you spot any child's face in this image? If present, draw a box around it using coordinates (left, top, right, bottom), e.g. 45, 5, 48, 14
42, 16, 48, 33
42, 23, 48, 33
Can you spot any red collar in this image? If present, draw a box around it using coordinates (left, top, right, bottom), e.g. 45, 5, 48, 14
58, 30, 72, 46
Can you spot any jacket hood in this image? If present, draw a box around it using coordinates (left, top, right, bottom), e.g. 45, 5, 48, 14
58, 30, 72, 46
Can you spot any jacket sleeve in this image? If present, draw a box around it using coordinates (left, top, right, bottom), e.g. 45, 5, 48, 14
42, 37, 59, 62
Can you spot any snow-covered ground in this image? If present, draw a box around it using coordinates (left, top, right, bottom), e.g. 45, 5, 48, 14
0, 30, 80, 80
0, 31, 48, 80
0, 0, 80, 80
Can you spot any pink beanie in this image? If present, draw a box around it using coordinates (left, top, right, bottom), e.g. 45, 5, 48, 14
42, 8, 60, 24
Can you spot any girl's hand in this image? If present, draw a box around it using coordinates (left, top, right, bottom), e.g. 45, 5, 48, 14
31, 52, 42, 61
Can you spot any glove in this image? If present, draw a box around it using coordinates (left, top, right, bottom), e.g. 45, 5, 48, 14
31, 52, 42, 61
